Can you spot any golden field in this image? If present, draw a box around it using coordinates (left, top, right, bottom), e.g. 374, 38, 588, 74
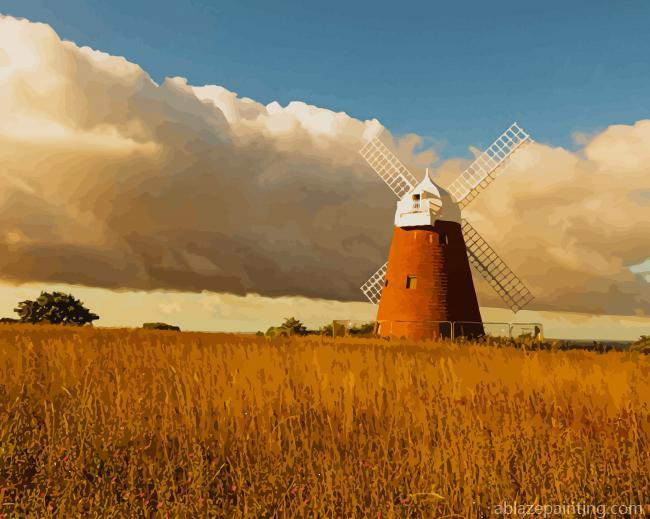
0, 325, 648, 517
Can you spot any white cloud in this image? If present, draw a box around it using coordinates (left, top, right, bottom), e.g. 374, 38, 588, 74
158, 301, 182, 314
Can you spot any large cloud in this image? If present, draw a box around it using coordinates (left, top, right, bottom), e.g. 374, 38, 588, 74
455, 123, 650, 315
0, 15, 648, 315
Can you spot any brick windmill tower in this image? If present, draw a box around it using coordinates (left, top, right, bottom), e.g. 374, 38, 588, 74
359, 123, 535, 340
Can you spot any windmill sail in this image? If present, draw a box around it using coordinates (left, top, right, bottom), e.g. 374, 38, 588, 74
447, 123, 531, 209
360, 137, 418, 199
360, 262, 388, 304
461, 219, 534, 312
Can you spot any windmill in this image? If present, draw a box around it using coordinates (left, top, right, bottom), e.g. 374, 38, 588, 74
359, 123, 534, 340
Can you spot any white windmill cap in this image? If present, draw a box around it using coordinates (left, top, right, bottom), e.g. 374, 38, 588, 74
395, 167, 461, 226
410, 168, 442, 198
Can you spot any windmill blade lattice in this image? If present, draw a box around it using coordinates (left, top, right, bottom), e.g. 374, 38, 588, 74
447, 123, 531, 209
360, 137, 418, 199
461, 219, 534, 312
360, 261, 388, 304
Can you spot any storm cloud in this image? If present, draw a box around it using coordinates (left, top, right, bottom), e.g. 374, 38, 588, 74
0, 15, 648, 315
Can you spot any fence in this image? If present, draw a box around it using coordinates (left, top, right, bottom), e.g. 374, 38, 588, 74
332, 319, 543, 341
375, 320, 453, 340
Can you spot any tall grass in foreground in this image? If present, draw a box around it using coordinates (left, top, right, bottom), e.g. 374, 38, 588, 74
0, 326, 648, 517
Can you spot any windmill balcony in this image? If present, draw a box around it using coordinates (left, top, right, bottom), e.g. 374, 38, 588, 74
404, 198, 435, 213
400, 198, 441, 213
394, 198, 443, 228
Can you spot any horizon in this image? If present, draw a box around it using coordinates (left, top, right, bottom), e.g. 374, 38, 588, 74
0, 281, 648, 341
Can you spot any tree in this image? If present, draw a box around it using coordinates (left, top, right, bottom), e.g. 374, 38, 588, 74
280, 317, 307, 336
14, 291, 99, 326
631, 335, 650, 354
265, 317, 308, 337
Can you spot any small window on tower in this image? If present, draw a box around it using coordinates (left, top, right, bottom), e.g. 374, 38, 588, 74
384, 278, 389, 287
412, 194, 420, 201
406, 275, 417, 289
439, 232, 448, 245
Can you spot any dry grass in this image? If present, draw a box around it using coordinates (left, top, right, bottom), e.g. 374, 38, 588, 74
0, 325, 648, 517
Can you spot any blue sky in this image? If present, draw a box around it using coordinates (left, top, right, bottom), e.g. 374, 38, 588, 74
1, 0, 649, 157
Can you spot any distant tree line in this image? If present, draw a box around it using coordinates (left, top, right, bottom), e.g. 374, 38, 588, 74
261, 317, 374, 338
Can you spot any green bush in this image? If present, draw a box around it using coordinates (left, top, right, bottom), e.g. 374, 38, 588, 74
265, 317, 307, 337
143, 322, 181, 332
265, 326, 289, 338
320, 323, 334, 336
630, 335, 650, 354
348, 323, 375, 336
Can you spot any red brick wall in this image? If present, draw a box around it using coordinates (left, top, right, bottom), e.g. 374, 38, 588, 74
376, 221, 483, 340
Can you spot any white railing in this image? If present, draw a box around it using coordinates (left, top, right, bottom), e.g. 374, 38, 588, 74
406, 199, 442, 214
343, 320, 545, 341
394, 198, 444, 228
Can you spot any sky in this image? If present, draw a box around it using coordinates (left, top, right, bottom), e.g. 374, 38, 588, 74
2, 0, 650, 157
0, 3, 649, 340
